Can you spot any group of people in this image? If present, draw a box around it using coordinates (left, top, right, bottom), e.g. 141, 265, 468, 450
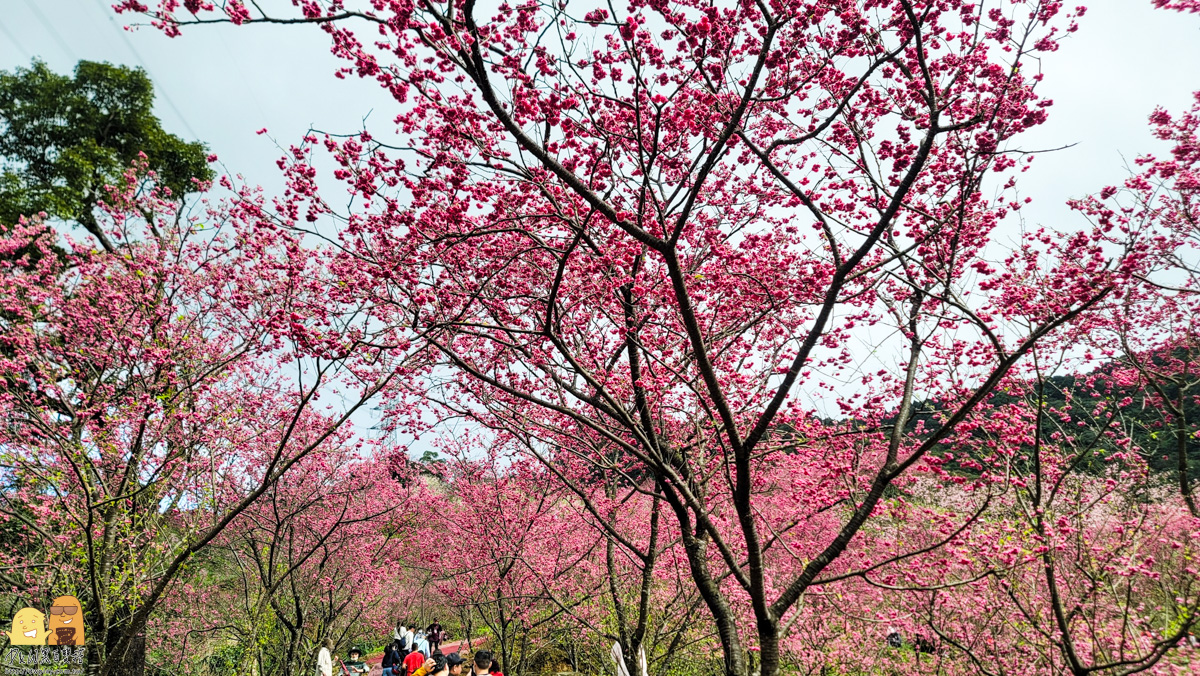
381, 621, 503, 676
310, 619, 503, 676
317, 619, 500, 676
393, 620, 447, 660
315, 639, 370, 676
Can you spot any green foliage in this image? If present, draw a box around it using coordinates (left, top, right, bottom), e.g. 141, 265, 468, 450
0, 59, 212, 234
204, 643, 246, 676
895, 363, 1200, 482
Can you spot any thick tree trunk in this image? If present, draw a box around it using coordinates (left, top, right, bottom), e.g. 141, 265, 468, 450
756, 622, 780, 676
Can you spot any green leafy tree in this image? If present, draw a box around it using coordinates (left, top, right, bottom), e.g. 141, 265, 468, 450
0, 59, 212, 251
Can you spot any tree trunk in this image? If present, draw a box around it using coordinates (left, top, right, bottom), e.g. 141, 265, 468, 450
105, 628, 146, 676
756, 623, 779, 676
87, 641, 104, 676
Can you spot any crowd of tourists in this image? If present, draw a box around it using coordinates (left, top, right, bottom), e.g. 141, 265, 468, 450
314, 620, 503, 676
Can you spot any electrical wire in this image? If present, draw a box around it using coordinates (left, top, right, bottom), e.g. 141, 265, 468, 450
213, 26, 270, 128
23, 0, 77, 61
1, 19, 33, 61
91, 0, 204, 142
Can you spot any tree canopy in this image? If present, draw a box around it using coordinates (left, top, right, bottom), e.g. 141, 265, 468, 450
1, 2, 1198, 676
0, 59, 212, 250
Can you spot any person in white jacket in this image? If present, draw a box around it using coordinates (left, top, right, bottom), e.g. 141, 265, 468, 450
316, 638, 334, 676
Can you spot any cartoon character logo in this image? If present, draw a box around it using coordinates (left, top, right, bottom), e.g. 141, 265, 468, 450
47, 596, 84, 646
6, 607, 46, 645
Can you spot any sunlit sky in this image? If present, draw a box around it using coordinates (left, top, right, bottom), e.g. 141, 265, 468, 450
2, 0, 1199, 441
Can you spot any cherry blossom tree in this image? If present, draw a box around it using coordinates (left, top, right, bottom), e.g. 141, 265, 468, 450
0, 161, 409, 676
1067, 86, 1200, 516
112, 0, 1200, 674
417, 448, 591, 675
150, 445, 415, 676
899, 372, 1200, 675
422, 432, 704, 676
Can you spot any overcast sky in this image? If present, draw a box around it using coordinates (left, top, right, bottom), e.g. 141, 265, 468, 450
4, 1, 1198, 226
2, 0, 1199, 437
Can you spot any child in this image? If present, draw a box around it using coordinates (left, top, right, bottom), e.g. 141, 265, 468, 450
342, 647, 370, 675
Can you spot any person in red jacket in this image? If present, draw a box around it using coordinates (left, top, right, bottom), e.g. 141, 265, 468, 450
402, 648, 429, 676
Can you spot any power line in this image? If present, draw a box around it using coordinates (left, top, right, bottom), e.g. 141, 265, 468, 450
214, 26, 270, 128
23, 0, 77, 61
92, 0, 204, 142
0, 20, 32, 61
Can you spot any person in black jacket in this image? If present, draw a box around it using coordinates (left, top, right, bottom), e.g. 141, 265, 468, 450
425, 620, 444, 653
382, 640, 404, 676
